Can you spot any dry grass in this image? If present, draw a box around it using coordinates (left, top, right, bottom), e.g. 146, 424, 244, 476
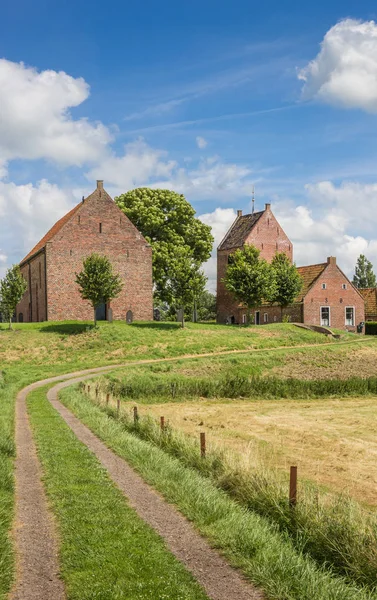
125, 396, 377, 507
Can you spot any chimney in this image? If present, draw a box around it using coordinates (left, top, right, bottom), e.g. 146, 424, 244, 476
327, 256, 336, 265
97, 180, 104, 190
265, 203, 271, 210
237, 210, 243, 217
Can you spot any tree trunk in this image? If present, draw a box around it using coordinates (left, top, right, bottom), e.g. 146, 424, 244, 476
8, 315, 12, 331
193, 298, 197, 323
181, 306, 185, 329
94, 307, 97, 328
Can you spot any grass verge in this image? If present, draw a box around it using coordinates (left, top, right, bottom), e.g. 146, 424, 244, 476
0, 375, 15, 600
60, 385, 374, 600
27, 387, 210, 600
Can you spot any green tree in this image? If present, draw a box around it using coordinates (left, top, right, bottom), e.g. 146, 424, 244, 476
0, 265, 27, 330
223, 245, 276, 323
353, 254, 377, 288
165, 246, 207, 328
197, 290, 216, 322
75, 254, 123, 327
268, 253, 303, 318
115, 188, 213, 303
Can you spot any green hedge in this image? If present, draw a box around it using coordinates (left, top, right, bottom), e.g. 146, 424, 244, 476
365, 322, 377, 335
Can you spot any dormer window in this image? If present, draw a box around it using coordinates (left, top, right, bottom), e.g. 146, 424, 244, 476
322, 283, 327, 290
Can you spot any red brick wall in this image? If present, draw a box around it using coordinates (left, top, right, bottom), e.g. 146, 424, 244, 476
17, 185, 153, 322
303, 260, 365, 332
17, 252, 47, 322
217, 206, 293, 324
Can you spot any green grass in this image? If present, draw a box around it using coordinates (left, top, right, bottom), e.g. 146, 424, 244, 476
87, 389, 377, 590
27, 387, 210, 600
0, 320, 372, 598
58, 384, 376, 600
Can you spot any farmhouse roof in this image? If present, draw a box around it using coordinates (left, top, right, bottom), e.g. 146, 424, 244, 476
218, 210, 264, 250
20, 181, 113, 266
359, 288, 377, 317
296, 263, 327, 300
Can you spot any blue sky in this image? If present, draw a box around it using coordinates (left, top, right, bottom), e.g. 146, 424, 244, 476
1, 1, 377, 290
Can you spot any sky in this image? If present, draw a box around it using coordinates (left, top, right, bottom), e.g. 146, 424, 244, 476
1, 1, 377, 291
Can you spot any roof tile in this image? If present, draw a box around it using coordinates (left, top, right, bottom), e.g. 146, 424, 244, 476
218, 211, 264, 250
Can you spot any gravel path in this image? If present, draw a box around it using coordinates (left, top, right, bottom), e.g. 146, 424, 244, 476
47, 376, 264, 600
10, 338, 368, 599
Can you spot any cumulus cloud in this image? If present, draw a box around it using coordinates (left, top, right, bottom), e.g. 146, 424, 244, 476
0, 59, 112, 169
298, 19, 377, 111
196, 136, 208, 149
198, 207, 237, 291
274, 181, 377, 277
0, 179, 76, 270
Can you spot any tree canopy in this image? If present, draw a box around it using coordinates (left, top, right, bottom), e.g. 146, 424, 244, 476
115, 188, 213, 303
223, 245, 276, 320
353, 254, 377, 288
269, 253, 303, 311
0, 265, 27, 329
75, 254, 123, 326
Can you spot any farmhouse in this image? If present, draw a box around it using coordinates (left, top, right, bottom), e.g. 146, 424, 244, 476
217, 204, 365, 332
16, 181, 153, 323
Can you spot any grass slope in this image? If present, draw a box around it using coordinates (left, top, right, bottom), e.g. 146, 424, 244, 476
27, 387, 209, 600
59, 385, 375, 600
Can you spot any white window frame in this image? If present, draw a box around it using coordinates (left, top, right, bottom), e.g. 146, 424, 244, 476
342, 283, 347, 290
264, 313, 268, 323
345, 306, 355, 327
242, 313, 247, 324
320, 306, 331, 327
321, 283, 327, 290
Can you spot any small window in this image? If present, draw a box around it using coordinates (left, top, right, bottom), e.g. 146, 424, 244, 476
320, 306, 330, 326
261, 243, 264, 250
264, 313, 268, 323
345, 307, 355, 326
322, 283, 327, 290
99, 223, 102, 233
70, 249, 73, 256
78, 215, 81, 224
242, 314, 247, 324
342, 283, 347, 290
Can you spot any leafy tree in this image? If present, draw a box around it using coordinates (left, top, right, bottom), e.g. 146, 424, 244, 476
0, 265, 27, 330
223, 245, 276, 323
353, 254, 377, 288
268, 253, 303, 318
75, 254, 123, 327
196, 290, 216, 322
165, 246, 207, 328
115, 188, 213, 303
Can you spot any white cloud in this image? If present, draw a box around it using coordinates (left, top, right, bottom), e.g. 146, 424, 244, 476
299, 19, 377, 112
196, 136, 208, 149
0, 179, 76, 269
274, 181, 377, 278
199, 207, 237, 292
0, 59, 112, 169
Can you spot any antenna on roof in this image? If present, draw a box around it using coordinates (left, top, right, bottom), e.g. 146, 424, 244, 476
252, 185, 255, 214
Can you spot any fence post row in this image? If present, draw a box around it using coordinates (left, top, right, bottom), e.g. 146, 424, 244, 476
200, 432, 206, 458
289, 466, 298, 507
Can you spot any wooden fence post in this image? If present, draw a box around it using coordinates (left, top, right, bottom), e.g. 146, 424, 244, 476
88, 385, 91, 394
106, 393, 110, 406
289, 466, 297, 507
200, 432, 206, 458
95, 386, 99, 398
133, 406, 139, 424
160, 416, 165, 431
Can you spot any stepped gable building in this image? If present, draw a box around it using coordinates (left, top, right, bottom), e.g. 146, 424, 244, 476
16, 181, 153, 323
217, 204, 365, 332
359, 288, 377, 321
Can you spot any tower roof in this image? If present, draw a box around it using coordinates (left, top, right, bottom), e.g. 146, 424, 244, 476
218, 211, 264, 251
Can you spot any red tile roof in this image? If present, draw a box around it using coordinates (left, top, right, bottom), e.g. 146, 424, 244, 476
359, 288, 377, 318
296, 263, 327, 301
20, 202, 82, 265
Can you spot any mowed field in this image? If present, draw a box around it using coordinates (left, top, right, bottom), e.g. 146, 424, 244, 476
100, 340, 377, 508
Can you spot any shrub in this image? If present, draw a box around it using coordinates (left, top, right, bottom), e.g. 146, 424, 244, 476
365, 322, 377, 335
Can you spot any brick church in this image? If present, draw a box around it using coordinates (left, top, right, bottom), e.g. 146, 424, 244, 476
217, 203, 365, 332
16, 181, 153, 323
